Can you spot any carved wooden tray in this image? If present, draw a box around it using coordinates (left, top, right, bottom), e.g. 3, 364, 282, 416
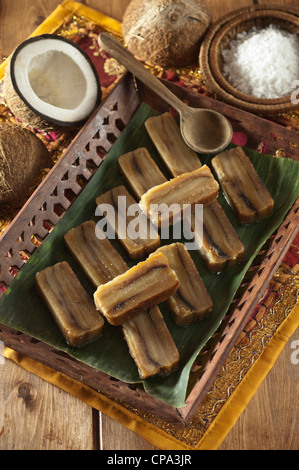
0, 73, 298, 424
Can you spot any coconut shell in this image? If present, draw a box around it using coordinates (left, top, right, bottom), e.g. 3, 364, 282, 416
0, 122, 52, 209
122, 0, 211, 67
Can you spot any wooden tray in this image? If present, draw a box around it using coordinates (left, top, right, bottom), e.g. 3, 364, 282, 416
0, 72, 298, 425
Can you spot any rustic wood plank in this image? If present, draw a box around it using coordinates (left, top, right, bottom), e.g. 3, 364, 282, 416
0, 0, 61, 61
101, 414, 158, 450
0, 356, 94, 450
219, 328, 299, 450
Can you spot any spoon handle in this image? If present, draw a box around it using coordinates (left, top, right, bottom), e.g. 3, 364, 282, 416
98, 33, 187, 114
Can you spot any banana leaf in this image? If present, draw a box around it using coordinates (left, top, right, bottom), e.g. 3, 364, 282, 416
0, 102, 299, 407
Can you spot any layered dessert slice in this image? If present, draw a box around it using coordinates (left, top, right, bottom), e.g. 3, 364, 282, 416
188, 201, 245, 271
36, 261, 104, 347
64, 220, 128, 287
94, 252, 179, 326
153, 243, 213, 326
211, 146, 274, 224
145, 112, 202, 177
122, 305, 179, 379
139, 165, 219, 227
118, 147, 167, 199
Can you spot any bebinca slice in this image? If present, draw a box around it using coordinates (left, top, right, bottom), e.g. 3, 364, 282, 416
139, 165, 219, 227
145, 112, 202, 177
64, 220, 128, 288
122, 305, 180, 379
93, 252, 179, 326
211, 146, 274, 224
151, 243, 213, 326
36, 261, 104, 347
118, 147, 167, 200
188, 201, 245, 272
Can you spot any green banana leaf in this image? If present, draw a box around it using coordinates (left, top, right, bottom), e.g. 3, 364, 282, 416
0, 102, 299, 407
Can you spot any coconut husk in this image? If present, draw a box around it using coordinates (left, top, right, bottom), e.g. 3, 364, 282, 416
3, 61, 57, 132
0, 122, 52, 209
122, 0, 211, 67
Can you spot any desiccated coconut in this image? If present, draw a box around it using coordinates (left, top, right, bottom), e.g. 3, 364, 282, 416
221, 24, 299, 99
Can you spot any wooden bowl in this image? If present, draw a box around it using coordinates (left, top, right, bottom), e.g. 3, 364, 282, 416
199, 5, 299, 115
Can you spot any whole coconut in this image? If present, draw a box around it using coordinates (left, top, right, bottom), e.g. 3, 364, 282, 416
0, 122, 52, 209
122, 0, 211, 67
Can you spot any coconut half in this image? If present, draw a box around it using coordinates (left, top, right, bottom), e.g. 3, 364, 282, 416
3, 34, 101, 131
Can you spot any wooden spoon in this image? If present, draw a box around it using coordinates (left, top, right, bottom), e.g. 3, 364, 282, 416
98, 33, 233, 154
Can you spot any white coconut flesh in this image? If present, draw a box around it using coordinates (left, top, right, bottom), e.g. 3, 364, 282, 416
10, 36, 100, 125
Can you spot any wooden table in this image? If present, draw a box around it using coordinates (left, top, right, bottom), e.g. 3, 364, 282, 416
0, 0, 298, 451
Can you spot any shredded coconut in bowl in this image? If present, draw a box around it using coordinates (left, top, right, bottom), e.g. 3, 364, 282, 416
221, 24, 299, 99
